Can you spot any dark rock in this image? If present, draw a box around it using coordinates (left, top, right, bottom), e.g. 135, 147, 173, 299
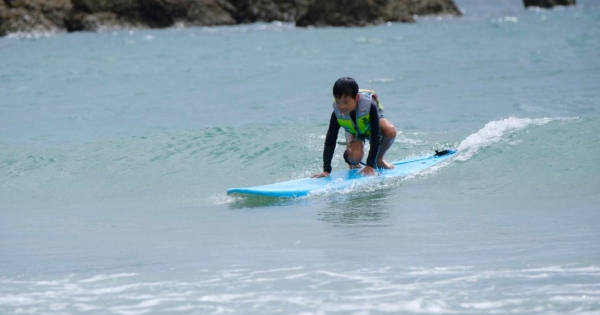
137, 0, 184, 27
403, 0, 461, 16
68, 0, 153, 31
137, 0, 235, 27
68, 0, 235, 31
8, 0, 73, 27
228, 0, 310, 23
66, 12, 143, 32
0, 1, 8, 20
296, 0, 408, 27
1, 0, 465, 36
296, 0, 461, 28
0, 0, 72, 35
71, 0, 141, 15
523, 0, 576, 8
0, 5, 58, 36
181, 0, 237, 26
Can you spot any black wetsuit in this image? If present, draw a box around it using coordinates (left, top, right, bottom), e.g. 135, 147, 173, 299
322, 100, 382, 173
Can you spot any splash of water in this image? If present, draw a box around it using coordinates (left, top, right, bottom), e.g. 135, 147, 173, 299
456, 117, 575, 161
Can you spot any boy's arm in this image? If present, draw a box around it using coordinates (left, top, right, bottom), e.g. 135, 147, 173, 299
365, 102, 381, 169
323, 112, 340, 173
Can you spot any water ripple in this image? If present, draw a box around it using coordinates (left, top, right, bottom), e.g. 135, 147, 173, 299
1, 265, 599, 314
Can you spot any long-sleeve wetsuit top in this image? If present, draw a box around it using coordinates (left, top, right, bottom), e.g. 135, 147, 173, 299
322, 100, 381, 173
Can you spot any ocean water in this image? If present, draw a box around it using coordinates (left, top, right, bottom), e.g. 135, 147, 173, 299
1, 0, 600, 314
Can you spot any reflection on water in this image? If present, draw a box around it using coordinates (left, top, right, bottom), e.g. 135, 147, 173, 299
227, 184, 395, 227
318, 189, 393, 225
228, 195, 305, 209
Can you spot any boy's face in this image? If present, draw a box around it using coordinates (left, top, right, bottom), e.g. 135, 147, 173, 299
334, 94, 360, 115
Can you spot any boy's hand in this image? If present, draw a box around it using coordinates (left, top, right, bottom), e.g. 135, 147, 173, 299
359, 166, 377, 176
311, 172, 330, 178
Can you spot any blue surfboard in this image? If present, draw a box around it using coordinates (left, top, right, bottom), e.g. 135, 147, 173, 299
227, 150, 456, 198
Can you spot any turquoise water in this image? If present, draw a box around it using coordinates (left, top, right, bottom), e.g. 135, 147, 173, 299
1, 1, 600, 314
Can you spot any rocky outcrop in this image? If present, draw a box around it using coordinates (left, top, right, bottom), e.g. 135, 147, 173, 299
134, 0, 236, 27
296, 0, 462, 27
1, 0, 237, 35
65, 12, 142, 32
406, 0, 462, 17
523, 0, 576, 8
1, 0, 462, 36
66, 0, 236, 31
228, 0, 310, 23
297, 0, 413, 27
1, 0, 72, 35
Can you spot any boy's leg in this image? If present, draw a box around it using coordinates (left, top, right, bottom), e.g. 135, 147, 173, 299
377, 118, 397, 169
345, 133, 364, 169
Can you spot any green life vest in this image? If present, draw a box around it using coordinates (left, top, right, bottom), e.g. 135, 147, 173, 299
333, 89, 383, 137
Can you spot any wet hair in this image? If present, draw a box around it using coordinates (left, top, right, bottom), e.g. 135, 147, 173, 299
333, 77, 358, 99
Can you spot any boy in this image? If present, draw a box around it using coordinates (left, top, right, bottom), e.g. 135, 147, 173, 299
312, 77, 397, 178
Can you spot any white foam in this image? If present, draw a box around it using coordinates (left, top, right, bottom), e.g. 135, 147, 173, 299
3, 264, 599, 314
89, 283, 155, 295
551, 295, 599, 302
14, 307, 39, 314
408, 266, 473, 275
79, 273, 137, 283
368, 77, 396, 83
74, 303, 100, 311
110, 309, 151, 315
198, 293, 255, 302
284, 273, 311, 280
460, 299, 524, 309
456, 117, 574, 161
5, 29, 61, 39
248, 266, 304, 276
0, 295, 36, 306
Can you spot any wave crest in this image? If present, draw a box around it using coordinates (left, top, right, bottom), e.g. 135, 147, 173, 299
456, 117, 575, 161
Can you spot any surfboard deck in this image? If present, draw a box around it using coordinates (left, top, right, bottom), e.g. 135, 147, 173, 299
227, 150, 456, 198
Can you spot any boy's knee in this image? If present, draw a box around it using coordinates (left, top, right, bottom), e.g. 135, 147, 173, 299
385, 127, 397, 139
382, 124, 397, 139
380, 119, 397, 139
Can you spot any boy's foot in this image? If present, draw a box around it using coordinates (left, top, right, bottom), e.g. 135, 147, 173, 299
377, 160, 395, 169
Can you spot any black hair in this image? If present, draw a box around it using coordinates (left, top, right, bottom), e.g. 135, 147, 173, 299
333, 77, 358, 99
